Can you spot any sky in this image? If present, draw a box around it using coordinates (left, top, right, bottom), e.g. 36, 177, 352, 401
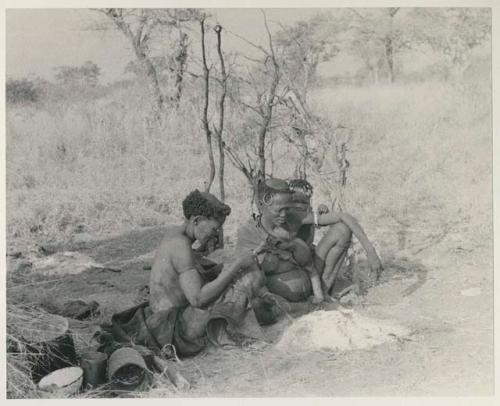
6, 8, 361, 84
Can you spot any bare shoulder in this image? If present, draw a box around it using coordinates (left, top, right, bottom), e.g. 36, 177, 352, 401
155, 226, 195, 274
153, 225, 190, 265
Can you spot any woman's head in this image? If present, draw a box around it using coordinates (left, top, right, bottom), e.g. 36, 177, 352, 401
256, 178, 294, 229
287, 178, 314, 232
182, 189, 231, 243
288, 178, 313, 204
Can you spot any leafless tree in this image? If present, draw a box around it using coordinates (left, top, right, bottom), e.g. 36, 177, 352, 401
384, 7, 401, 83
99, 9, 165, 113
96, 8, 201, 112
413, 8, 491, 81
223, 10, 281, 192
213, 24, 228, 203
199, 16, 216, 193
274, 13, 342, 102
277, 86, 352, 209
348, 8, 411, 84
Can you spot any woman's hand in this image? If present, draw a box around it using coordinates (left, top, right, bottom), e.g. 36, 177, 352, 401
317, 204, 330, 215
234, 252, 257, 270
367, 250, 383, 280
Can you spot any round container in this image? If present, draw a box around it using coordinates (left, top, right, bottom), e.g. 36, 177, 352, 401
20, 314, 78, 383
38, 366, 83, 397
107, 347, 151, 392
132, 345, 155, 370
80, 351, 108, 389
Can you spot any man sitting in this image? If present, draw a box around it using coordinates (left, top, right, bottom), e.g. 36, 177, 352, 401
102, 190, 265, 356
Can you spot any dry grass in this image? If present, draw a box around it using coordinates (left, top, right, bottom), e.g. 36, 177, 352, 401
7, 304, 60, 399
6, 71, 491, 254
312, 78, 491, 254
5, 57, 492, 398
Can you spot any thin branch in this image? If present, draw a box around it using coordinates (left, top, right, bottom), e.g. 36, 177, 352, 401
200, 17, 216, 192
253, 9, 281, 180
261, 9, 277, 61
214, 24, 227, 203
225, 28, 270, 56
223, 143, 254, 185
237, 99, 264, 116
240, 54, 265, 64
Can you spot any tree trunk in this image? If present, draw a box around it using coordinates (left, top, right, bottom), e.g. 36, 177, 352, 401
385, 8, 399, 84
173, 31, 188, 107
256, 11, 281, 184
385, 36, 395, 83
257, 62, 280, 182
200, 18, 216, 193
105, 9, 165, 113
214, 25, 226, 203
372, 66, 379, 85
214, 24, 227, 249
136, 48, 165, 113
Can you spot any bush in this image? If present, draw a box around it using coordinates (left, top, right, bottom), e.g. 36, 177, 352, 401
6, 78, 40, 105
5, 58, 491, 254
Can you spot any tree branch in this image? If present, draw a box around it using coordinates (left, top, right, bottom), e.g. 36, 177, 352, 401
200, 17, 216, 192
214, 24, 227, 203
226, 28, 270, 56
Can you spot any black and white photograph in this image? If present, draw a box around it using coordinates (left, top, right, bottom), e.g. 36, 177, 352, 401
3, 0, 496, 401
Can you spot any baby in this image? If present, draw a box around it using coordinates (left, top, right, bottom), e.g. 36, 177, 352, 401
254, 225, 325, 304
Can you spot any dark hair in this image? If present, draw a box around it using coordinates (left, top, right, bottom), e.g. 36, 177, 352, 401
256, 178, 293, 206
182, 189, 231, 222
288, 179, 313, 199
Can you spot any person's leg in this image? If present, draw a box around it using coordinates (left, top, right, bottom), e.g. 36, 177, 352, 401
258, 291, 315, 319
322, 249, 348, 294
180, 306, 210, 340
314, 222, 352, 293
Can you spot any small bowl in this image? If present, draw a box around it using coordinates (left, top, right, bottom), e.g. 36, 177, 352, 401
38, 366, 83, 397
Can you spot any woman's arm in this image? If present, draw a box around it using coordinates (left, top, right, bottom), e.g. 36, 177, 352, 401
302, 210, 383, 278
309, 269, 324, 304
301, 211, 341, 225
336, 212, 383, 278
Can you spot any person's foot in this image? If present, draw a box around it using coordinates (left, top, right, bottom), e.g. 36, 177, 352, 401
207, 319, 239, 347
317, 300, 341, 311
322, 293, 337, 303
333, 283, 360, 300
214, 324, 239, 347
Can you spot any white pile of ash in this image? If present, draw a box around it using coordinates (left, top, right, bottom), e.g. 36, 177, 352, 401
275, 309, 409, 353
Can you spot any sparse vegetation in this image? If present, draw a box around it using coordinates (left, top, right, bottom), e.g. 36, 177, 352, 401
6, 7, 492, 399
6, 78, 40, 104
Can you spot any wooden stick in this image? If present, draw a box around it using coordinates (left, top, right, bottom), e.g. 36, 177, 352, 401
153, 356, 191, 391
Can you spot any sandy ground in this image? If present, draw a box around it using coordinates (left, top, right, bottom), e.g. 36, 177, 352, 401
7, 226, 494, 397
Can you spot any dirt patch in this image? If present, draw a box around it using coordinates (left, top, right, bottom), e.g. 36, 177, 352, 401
6, 227, 494, 397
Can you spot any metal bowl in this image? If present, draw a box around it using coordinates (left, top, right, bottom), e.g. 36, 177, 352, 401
38, 366, 83, 397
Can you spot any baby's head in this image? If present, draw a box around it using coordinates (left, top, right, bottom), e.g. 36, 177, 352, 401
272, 226, 293, 242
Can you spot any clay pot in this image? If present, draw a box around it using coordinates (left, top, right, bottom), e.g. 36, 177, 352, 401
107, 347, 152, 392
80, 351, 108, 389
16, 314, 78, 383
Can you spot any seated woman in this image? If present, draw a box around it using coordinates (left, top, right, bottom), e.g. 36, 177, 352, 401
236, 179, 317, 322
286, 179, 383, 298
236, 178, 382, 323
